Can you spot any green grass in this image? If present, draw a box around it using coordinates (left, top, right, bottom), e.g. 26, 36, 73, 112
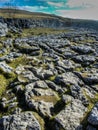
74, 67, 84, 72
0, 72, 16, 97
49, 75, 56, 81
0, 8, 58, 19
33, 112, 45, 130
0, 27, 69, 46
8, 55, 29, 68
0, 64, 17, 97
0, 66, 16, 78
0, 75, 8, 96
22, 28, 68, 37
0, 43, 3, 49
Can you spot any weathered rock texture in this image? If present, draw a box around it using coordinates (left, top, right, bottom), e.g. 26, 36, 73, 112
0, 15, 98, 130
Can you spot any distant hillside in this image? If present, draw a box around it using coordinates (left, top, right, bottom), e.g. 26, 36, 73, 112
0, 8, 98, 31
0, 8, 59, 19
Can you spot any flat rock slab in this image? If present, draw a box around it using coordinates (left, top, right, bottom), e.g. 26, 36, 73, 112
55, 72, 83, 86
25, 82, 58, 117
0, 111, 41, 130
54, 99, 87, 130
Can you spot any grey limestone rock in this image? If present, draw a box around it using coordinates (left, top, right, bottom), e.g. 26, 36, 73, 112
34, 80, 48, 89
75, 72, 98, 85
54, 99, 87, 130
71, 45, 94, 54
88, 102, 98, 126
25, 82, 58, 117
72, 55, 95, 66
55, 72, 83, 87
0, 112, 41, 130
0, 22, 8, 37
0, 61, 13, 74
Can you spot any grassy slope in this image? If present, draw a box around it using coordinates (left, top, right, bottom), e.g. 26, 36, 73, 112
0, 8, 97, 21
0, 8, 60, 19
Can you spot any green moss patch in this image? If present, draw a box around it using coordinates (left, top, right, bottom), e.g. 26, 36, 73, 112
0, 75, 8, 96
8, 56, 29, 68
22, 28, 69, 37
33, 112, 45, 130
49, 75, 56, 81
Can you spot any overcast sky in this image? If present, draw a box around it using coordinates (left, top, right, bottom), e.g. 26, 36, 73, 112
0, 0, 98, 20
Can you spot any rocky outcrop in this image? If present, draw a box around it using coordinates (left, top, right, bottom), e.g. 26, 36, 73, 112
0, 17, 66, 29
0, 14, 98, 31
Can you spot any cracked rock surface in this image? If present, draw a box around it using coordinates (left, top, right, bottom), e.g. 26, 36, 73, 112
0, 19, 98, 130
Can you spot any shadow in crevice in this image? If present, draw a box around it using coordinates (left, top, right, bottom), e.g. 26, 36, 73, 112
52, 99, 65, 115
